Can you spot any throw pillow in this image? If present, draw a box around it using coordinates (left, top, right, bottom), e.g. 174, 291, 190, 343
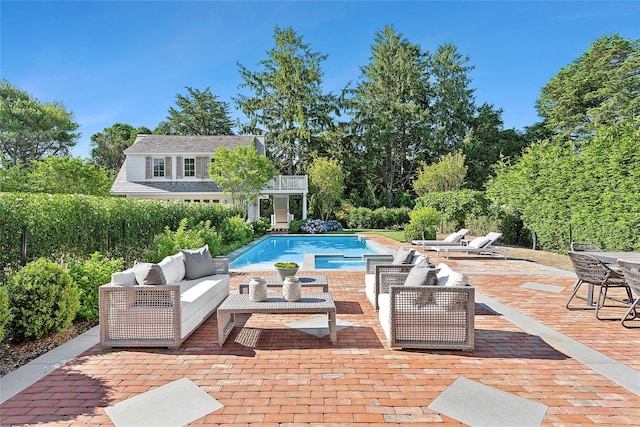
181, 245, 216, 280
413, 254, 430, 267
133, 262, 167, 286
111, 269, 137, 287
404, 265, 440, 286
392, 246, 415, 265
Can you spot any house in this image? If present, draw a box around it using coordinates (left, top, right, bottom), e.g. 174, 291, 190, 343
110, 134, 308, 229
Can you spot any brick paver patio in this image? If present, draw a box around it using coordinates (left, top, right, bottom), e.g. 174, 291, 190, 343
1, 234, 638, 426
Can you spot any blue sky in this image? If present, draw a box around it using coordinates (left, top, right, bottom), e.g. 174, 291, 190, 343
2, 1, 639, 159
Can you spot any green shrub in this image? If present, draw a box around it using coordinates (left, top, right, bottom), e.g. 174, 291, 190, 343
251, 217, 271, 237
219, 216, 253, 245
7, 258, 80, 342
68, 253, 124, 322
145, 218, 222, 262
347, 207, 373, 229
288, 219, 305, 233
0, 193, 243, 281
347, 206, 410, 229
403, 207, 441, 242
0, 285, 12, 343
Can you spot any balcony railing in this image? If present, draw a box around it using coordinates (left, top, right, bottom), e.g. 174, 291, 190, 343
265, 175, 308, 191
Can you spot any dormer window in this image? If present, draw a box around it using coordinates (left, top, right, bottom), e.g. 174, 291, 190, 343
184, 158, 195, 177
153, 158, 165, 177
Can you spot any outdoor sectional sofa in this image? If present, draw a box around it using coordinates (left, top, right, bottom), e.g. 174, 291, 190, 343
99, 245, 229, 349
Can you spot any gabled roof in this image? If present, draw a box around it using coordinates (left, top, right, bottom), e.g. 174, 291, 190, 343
123, 134, 266, 155
110, 164, 223, 195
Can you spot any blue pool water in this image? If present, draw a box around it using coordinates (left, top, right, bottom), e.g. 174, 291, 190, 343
229, 235, 385, 270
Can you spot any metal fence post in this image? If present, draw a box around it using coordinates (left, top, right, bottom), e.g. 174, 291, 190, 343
21, 224, 27, 266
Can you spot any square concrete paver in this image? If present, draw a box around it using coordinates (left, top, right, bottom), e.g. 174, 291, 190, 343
429, 376, 548, 427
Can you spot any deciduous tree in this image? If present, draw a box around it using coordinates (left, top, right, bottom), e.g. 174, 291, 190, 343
208, 145, 277, 216
413, 151, 467, 195
0, 80, 79, 166
308, 157, 344, 221
90, 123, 150, 171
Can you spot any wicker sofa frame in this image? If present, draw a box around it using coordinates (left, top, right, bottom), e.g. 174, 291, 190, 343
99, 257, 229, 349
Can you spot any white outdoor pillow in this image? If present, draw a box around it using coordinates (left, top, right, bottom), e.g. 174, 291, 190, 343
413, 254, 430, 267
111, 268, 136, 287
158, 252, 186, 285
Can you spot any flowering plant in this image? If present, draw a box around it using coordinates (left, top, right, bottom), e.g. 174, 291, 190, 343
299, 219, 343, 234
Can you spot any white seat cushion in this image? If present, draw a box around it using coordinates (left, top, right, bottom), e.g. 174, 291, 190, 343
365, 274, 376, 307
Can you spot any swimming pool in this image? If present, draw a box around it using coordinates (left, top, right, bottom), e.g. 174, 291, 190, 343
228, 235, 388, 270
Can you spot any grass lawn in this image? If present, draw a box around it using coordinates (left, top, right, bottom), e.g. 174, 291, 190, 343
353, 229, 405, 242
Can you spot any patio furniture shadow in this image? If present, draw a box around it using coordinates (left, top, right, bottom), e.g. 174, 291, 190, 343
471, 329, 568, 360
335, 300, 364, 314
0, 356, 110, 425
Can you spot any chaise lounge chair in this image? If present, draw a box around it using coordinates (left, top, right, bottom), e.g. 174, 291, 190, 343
429, 232, 507, 259
412, 229, 469, 250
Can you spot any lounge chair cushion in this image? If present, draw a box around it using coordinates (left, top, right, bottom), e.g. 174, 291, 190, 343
181, 245, 216, 280
468, 236, 490, 249
443, 233, 459, 243
392, 247, 415, 265
133, 262, 167, 286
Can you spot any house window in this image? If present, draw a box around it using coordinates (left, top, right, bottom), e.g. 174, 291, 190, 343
153, 158, 165, 177
184, 158, 195, 177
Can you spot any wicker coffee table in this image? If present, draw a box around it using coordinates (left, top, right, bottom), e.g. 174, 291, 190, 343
239, 274, 329, 294
217, 292, 337, 345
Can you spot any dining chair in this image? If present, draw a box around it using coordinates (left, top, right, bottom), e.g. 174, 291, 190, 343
616, 259, 640, 328
566, 251, 633, 321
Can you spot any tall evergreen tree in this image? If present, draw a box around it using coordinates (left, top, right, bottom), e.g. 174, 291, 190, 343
430, 43, 476, 154
347, 25, 432, 207
155, 87, 234, 135
235, 25, 337, 175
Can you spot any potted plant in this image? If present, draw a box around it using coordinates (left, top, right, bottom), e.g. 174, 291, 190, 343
274, 262, 299, 280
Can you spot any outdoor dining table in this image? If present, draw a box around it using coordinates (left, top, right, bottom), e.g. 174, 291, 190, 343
584, 251, 640, 265
582, 251, 640, 305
